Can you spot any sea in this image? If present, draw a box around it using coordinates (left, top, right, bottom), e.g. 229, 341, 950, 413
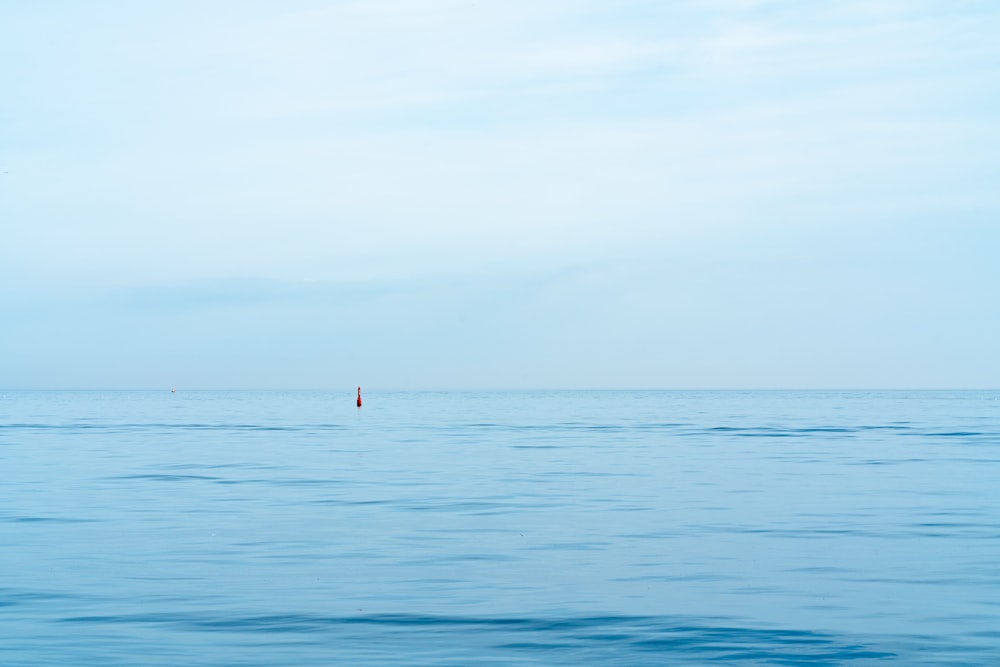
1, 389, 998, 665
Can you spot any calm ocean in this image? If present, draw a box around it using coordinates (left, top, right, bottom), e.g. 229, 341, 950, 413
1, 390, 998, 665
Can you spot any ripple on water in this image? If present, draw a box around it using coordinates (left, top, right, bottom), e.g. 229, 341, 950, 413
52, 612, 900, 665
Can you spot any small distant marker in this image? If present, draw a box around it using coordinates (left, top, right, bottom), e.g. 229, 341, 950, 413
357, 386, 362, 407
171, 387, 176, 393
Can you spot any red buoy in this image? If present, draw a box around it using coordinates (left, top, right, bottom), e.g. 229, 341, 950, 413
357, 387, 362, 407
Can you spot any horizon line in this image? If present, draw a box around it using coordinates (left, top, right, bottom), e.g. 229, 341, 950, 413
2, 387, 998, 393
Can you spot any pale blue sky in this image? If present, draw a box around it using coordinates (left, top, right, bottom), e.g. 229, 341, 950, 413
2, 1, 999, 389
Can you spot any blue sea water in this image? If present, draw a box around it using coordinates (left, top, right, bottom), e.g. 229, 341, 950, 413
1, 389, 999, 665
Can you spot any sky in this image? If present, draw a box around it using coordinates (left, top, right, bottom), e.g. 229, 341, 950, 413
1, 0, 999, 390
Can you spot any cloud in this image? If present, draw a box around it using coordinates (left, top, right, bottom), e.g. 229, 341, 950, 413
2, 1, 999, 387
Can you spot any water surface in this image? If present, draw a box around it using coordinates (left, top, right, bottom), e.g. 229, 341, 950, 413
2, 390, 998, 664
